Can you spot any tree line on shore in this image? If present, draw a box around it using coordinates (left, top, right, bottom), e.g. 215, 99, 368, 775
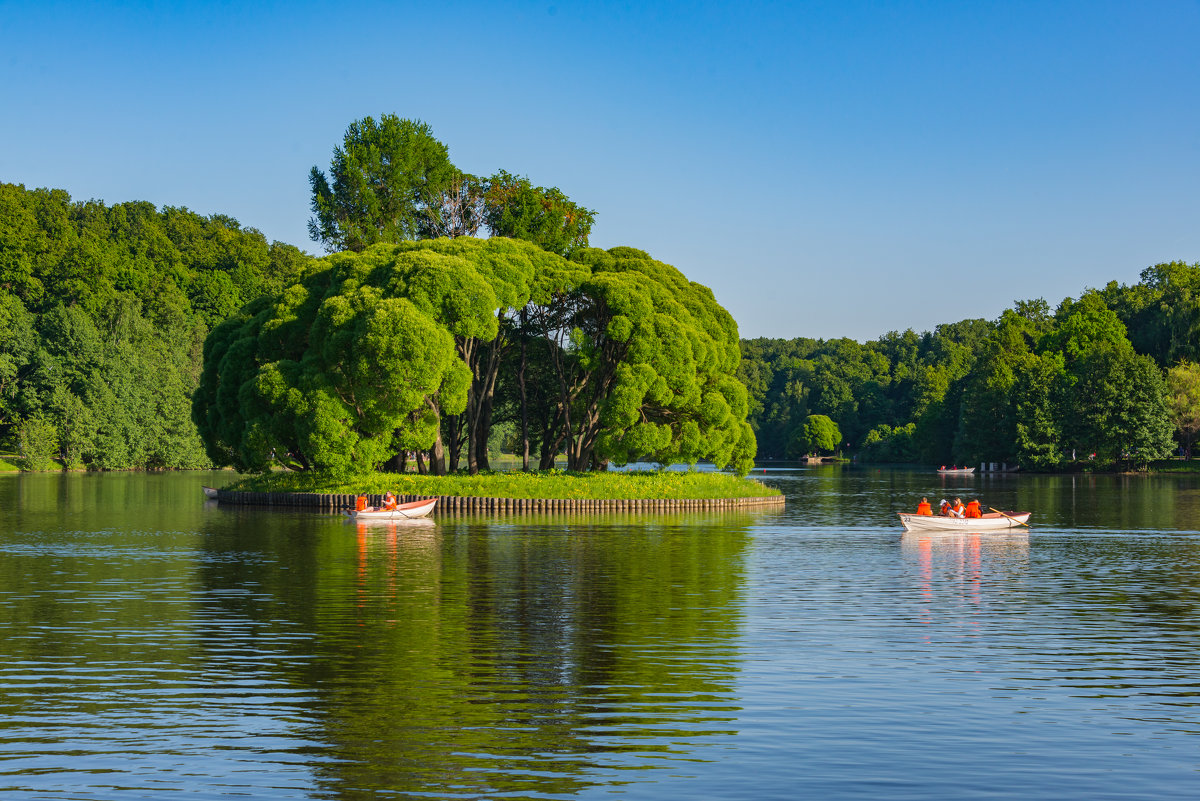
0, 182, 310, 470
742, 262, 1200, 468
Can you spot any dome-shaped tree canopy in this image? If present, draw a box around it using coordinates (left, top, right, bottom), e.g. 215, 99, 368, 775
193, 238, 757, 476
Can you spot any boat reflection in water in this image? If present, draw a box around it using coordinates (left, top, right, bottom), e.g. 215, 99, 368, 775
901, 530, 1030, 641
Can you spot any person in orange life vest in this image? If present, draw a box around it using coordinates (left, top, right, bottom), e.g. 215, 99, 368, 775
383, 491, 397, 511
939, 499, 950, 516
965, 499, 982, 518
951, 498, 965, 517
355, 494, 367, 512
916, 497, 932, 515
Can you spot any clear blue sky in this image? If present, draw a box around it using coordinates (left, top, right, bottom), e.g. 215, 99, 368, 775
3, 0, 1197, 341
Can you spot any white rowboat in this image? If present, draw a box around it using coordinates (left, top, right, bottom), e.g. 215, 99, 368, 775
898, 511, 1029, 532
936, 467, 975, 474
346, 498, 438, 521
202, 486, 219, 499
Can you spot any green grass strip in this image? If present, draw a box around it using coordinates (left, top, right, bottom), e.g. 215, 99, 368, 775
226, 469, 780, 500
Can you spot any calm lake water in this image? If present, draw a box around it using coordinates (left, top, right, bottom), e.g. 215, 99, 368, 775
3, 467, 1200, 799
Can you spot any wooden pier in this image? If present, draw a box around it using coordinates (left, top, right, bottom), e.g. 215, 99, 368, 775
214, 490, 785, 514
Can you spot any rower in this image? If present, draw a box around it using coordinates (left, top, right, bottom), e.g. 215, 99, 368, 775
916, 497, 932, 516
965, 499, 982, 518
355, 494, 368, 512
383, 491, 397, 511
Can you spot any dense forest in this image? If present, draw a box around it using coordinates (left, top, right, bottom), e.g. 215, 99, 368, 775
741, 262, 1200, 468
0, 182, 312, 470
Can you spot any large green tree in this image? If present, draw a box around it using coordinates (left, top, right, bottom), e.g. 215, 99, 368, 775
539, 247, 756, 473
1166, 361, 1200, 459
308, 116, 457, 252
483, 170, 596, 257
794, 414, 841, 456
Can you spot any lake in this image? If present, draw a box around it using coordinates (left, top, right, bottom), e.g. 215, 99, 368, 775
2, 466, 1200, 799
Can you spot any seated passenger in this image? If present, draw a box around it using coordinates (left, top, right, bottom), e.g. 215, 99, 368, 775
383, 491, 397, 511
965, 499, 982, 518
916, 497, 932, 516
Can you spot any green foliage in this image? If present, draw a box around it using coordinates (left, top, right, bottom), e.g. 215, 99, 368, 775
1063, 345, 1174, 465
15, 414, 57, 471
559, 247, 756, 474
1100, 261, 1200, 366
195, 239, 759, 478
308, 115, 456, 252
793, 414, 841, 456
0, 182, 310, 471
1166, 361, 1200, 458
743, 263, 1192, 471
483, 170, 596, 257
860, 422, 917, 462
740, 319, 987, 462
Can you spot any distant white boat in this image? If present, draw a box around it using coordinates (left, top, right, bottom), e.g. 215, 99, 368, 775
345, 498, 437, 521
936, 467, 975, 474
898, 511, 1029, 532
202, 486, 219, 499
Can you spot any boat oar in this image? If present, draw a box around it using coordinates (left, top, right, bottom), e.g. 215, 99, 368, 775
989, 507, 1029, 527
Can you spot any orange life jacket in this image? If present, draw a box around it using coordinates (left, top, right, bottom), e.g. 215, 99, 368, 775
965, 501, 981, 518
917, 501, 932, 515
356, 495, 367, 511
384, 492, 397, 511
952, 502, 965, 516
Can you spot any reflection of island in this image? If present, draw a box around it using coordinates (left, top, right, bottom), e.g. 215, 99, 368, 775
198, 513, 751, 798
901, 531, 1030, 639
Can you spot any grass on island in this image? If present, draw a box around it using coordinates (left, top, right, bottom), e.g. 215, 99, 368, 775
226, 468, 781, 500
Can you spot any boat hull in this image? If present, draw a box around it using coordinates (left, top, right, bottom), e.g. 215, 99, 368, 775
202, 486, 218, 499
898, 511, 1029, 532
346, 498, 437, 521
936, 468, 975, 474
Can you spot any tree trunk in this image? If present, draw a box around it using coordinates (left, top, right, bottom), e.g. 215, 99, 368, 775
519, 336, 529, 471
416, 450, 427, 475
446, 414, 462, 473
539, 409, 565, 470
429, 427, 446, 475
476, 392, 493, 471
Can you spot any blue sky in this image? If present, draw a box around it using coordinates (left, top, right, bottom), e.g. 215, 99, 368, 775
2, 0, 1197, 341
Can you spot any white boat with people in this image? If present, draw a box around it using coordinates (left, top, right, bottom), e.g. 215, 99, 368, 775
898, 510, 1030, 532
936, 466, 975, 474
346, 497, 438, 521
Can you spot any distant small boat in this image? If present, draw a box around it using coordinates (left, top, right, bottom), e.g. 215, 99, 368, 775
937, 467, 975, 474
346, 498, 438, 521
898, 511, 1029, 532
202, 486, 219, 499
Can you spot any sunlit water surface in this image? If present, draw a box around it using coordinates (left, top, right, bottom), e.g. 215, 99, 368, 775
3, 467, 1200, 799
